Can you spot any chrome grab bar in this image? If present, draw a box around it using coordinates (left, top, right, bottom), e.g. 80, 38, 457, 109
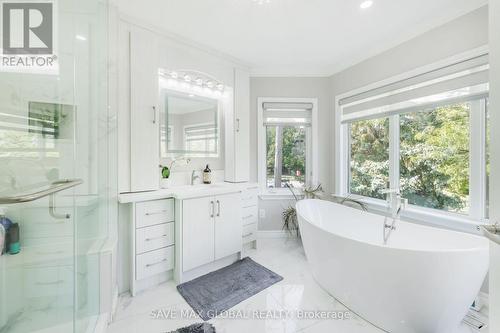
0, 179, 83, 204
0, 179, 82, 220
477, 223, 500, 245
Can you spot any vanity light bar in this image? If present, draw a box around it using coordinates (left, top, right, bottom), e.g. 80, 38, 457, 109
163, 70, 225, 92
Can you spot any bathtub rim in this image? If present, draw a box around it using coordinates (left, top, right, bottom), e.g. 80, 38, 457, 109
296, 199, 490, 254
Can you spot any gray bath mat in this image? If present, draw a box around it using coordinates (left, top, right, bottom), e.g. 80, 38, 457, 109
177, 257, 283, 321
167, 323, 216, 333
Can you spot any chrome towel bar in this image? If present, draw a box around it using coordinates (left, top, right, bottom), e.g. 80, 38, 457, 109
0, 179, 83, 204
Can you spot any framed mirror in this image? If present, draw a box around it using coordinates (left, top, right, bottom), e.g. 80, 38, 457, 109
160, 90, 220, 158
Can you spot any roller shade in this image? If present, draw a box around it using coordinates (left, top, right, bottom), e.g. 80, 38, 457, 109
263, 102, 313, 126
340, 54, 489, 123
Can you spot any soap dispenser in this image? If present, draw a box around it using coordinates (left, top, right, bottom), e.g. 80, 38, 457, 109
0, 208, 13, 255
203, 164, 212, 184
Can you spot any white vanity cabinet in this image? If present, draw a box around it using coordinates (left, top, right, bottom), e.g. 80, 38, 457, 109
130, 198, 175, 296
177, 192, 242, 281
241, 186, 259, 248
129, 27, 160, 192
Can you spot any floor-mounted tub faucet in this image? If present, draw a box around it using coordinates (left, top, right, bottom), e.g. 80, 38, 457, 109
381, 188, 408, 220
380, 188, 408, 244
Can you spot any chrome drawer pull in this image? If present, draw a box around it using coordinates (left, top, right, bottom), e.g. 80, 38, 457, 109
243, 233, 254, 238
145, 210, 168, 216
145, 234, 168, 242
242, 215, 254, 220
36, 280, 64, 286
146, 258, 167, 268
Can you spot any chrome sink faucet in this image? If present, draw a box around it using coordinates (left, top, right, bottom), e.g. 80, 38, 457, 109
191, 170, 200, 185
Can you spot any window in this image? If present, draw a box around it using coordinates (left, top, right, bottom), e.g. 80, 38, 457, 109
266, 126, 307, 188
259, 99, 317, 192
184, 124, 217, 154
400, 104, 470, 214
349, 118, 389, 199
337, 53, 490, 222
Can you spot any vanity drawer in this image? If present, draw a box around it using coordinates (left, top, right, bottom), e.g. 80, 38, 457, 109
136, 246, 174, 280
241, 188, 258, 208
241, 206, 258, 226
136, 199, 174, 228
136, 222, 174, 254
242, 223, 258, 243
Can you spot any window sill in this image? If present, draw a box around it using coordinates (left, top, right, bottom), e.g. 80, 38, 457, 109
259, 189, 304, 201
333, 194, 488, 235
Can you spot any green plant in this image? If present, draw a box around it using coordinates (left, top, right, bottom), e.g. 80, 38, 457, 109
282, 184, 324, 238
282, 206, 299, 238
281, 184, 369, 238
337, 194, 368, 211
161, 166, 170, 179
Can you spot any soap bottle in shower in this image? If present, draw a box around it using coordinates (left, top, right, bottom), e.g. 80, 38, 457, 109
0, 207, 12, 255
7, 223, 20, 255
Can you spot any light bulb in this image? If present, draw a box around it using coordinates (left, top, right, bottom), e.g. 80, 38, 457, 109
360, 1, 373, 9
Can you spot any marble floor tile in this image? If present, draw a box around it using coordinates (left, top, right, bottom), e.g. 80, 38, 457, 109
107, 238, 485, 333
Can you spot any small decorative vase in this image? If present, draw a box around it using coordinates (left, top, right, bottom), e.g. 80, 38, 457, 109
160, 178, 171, 189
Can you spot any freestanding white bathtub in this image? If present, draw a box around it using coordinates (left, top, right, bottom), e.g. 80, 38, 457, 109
296, 199, 489, 333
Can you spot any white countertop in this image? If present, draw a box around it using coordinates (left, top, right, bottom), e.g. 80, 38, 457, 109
118, 182, 259, 203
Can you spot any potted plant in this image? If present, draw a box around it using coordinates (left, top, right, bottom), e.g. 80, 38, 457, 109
282, 184, 323, 238
159, 157, 191, 189
160, 166, 171, 189
282, 184, 367, 238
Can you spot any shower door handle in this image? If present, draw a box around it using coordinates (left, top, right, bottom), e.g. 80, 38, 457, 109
152, 106, 157, 124
236, 118, 240, 132
478, 224, 500, 245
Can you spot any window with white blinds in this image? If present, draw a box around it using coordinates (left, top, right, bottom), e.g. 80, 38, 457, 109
262, 102, 313, 127
258, 98, 318, 192
339, 54, 489, 123
336, 52, 491, 226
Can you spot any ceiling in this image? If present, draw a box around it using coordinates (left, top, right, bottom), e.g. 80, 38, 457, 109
112, 0, 487, 77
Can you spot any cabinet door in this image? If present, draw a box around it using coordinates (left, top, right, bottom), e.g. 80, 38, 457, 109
182, 197, 215, 272
226, 68, 250, 182
130, 27, 160, 192
234, 68, 250, 181
214, 193, 242, 260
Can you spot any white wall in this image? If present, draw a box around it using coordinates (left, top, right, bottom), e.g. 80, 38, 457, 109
488, 0, 500, 330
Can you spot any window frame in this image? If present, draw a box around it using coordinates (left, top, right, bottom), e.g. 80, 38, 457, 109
335, 46, 490, 232
258, 97, 318, 195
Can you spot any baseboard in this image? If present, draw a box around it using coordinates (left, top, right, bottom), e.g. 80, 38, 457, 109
93, 313, 109, 333
257, 230, 289, 239
110, 285, 119, 322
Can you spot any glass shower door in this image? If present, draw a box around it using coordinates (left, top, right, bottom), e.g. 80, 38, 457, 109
0, 0, 110, 332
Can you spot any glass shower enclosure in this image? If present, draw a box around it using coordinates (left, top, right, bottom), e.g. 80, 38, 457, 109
0, 0, 114, 332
